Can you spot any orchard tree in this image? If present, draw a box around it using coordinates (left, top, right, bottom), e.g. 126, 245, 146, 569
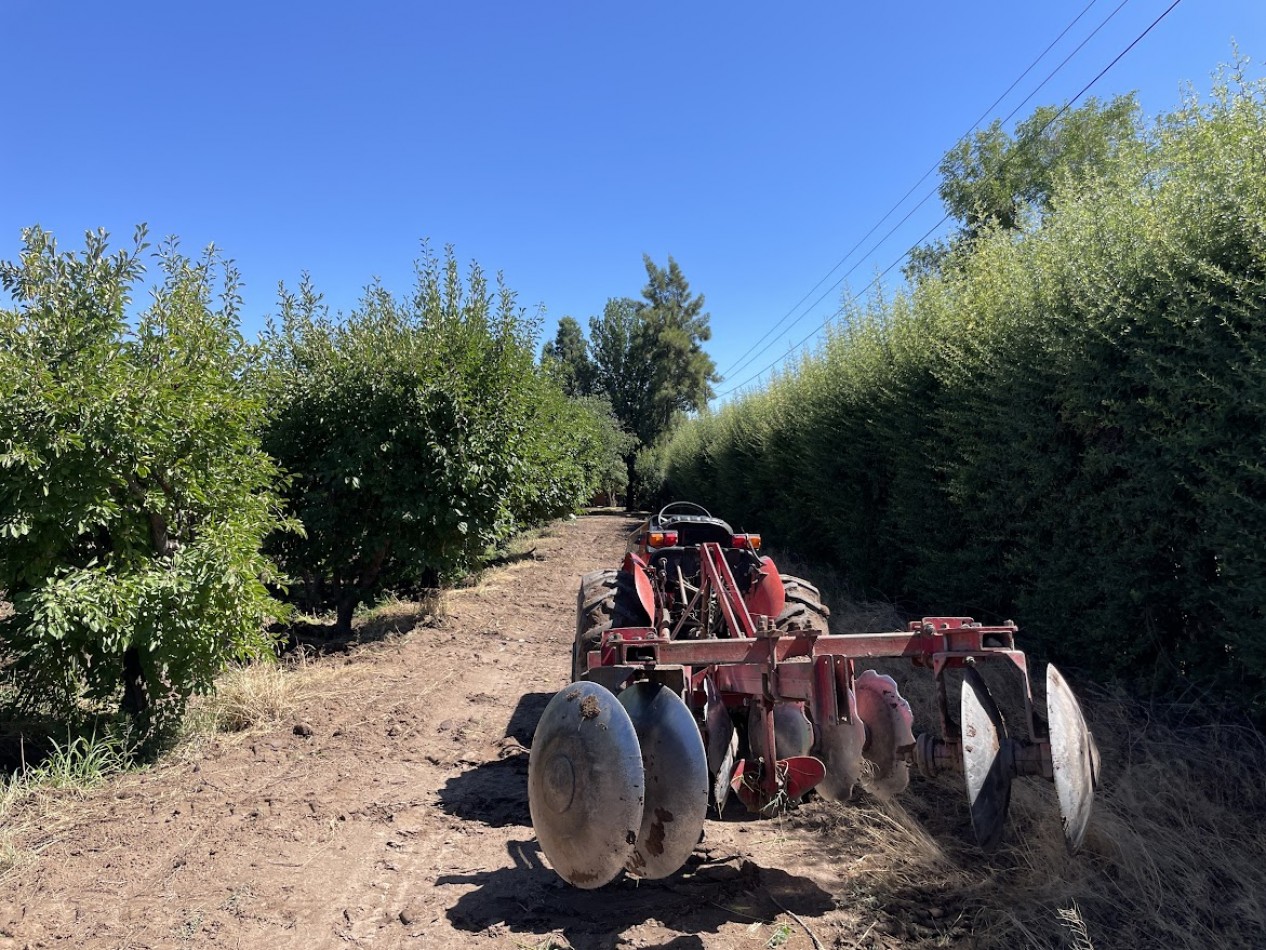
0, 227, 289, 736
260, 247, 608, 634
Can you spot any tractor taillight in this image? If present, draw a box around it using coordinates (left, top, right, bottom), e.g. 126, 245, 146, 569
647, 530, 679, 548
732, 533, 762, 550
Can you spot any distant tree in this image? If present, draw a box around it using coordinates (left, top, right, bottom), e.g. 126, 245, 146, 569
908, 95, 1143, 278
541, 315, 595, 396
588, 296, 653, 441
583, 257, 718, 503
588, 258, 718, 448
637, 254, 719, 442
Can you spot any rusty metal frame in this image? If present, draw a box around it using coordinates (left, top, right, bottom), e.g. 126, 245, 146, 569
589, 543, 1044, 805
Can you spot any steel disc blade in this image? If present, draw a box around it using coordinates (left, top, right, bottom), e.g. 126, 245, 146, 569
961, 666, 1012, 851
528, 681, 644, 888
1047, 664, 1099, 852
703, 675, 738, 814
772, 702, 815, 758
815, 686, 866, 801
712, 733, 739, 815
619, 682, 709, 879
856, 670, 915, 796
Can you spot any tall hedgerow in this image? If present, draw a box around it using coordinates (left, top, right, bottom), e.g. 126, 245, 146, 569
663, 69, 1266, 715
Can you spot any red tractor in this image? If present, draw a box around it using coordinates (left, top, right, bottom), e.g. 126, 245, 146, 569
528, 503, 1099, 888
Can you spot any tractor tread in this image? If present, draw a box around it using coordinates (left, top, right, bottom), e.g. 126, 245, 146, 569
572, 568, 650, 681
777, 574, 831, 634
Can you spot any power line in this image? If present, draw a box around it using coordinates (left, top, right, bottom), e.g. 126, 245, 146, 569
717, 0, 1185, 400
717, 0, 1116, 382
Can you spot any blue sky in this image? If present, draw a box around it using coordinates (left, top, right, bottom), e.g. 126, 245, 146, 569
3, 1, 1259, 402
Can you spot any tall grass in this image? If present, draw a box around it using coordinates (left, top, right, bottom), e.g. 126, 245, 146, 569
789, 569, 1266, 949
0, 728, 134, 879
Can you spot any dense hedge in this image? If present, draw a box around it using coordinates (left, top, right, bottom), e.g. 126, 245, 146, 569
662, 77, 1266, 714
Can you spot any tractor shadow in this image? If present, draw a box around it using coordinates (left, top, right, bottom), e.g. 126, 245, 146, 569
435, 691, 552, 828
438, 838, 833, 950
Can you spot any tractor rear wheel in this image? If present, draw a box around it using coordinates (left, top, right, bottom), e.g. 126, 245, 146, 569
776, 575, 830, 633
572, 569, 650, 681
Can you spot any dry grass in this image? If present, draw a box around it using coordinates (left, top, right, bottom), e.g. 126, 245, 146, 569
0, 728, 136, 881
784, 554, 1266, 949
356, 589, 447, 640
197, 661, 309, 733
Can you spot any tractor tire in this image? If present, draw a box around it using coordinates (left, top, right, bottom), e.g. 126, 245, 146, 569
776, 574, 831, 634
572, 568, 651, 682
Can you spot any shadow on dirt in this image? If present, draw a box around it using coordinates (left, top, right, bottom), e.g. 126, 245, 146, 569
438, 838, 832, 950
436, 691, 552, 828
437, 755, 531, 828
279, 605, 441, 657
504, 690, 552, 746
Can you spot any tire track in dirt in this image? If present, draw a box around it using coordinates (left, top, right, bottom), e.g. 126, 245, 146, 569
0, 515, 887, 950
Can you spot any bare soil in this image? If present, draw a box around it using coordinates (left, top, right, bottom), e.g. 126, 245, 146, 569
0, 515, 985, 950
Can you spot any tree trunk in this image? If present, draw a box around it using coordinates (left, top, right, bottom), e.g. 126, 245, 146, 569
121, 645, 152, 725
333, 543, 390, 637
335, 593, 357, 637
302, 572, 322, 613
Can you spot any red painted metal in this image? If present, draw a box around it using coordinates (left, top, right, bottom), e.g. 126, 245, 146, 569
599, 524, 1047, 816
697, 542, 757, 638
732, 756, 827, 811
621, 551, 659, 624
743, 557, 785, 620
598, 623, 1020, 670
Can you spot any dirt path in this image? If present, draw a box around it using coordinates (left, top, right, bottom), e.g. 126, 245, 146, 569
0, 515, 961, 950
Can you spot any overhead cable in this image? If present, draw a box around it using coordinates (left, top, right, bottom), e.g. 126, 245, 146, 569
714, 0, 1184, 397
717, 0, 1185, 399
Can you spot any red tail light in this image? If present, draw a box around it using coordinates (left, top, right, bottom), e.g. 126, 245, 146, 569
647, 530, 679, 548
731, 533, 762, 550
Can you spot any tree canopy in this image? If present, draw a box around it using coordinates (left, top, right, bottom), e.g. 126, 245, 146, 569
259, 246, 615, 633
543, 255, 718, 500
541, 315, 594, 396
908, 94, 1143, 278
0, 227, 289, 735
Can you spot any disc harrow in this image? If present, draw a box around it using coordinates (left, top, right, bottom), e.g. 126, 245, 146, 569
529, 503, 1100, 887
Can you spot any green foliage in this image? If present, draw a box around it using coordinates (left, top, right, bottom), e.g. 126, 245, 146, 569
636, 255, 719, 443
663, 68, 1266, 716
541, 315, 595, 396
560, 255, 718, 503
570, 395, 638, 501
0, 226, 288, 735
908, 95, 1143, 278
259, 245, 607, 631
24, 729, 132, 790
589, 296, 653, 437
